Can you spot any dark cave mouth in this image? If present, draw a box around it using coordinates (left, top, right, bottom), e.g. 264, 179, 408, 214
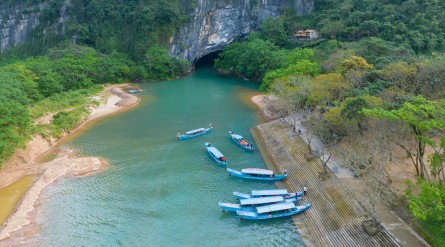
194, 51, 222, 69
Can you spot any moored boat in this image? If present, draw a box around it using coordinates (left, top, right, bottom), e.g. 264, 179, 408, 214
218, 196, 301, 212
128, 89, 143, 94
227, 168, 288, 181
205, 142, 227, 166
177, 124, 212, 140
233, 189, 303, 200
228, 131, 254, 151
236, 202, 311, 220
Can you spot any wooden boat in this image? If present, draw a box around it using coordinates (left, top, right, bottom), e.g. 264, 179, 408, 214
218, 196, 301, 212
237, 202, 311, 220
227, 168, 288, 181
205, 142, 227, 166
233, 189, 303, 200
177, 124, 212, 140
128, 89, 143, 94
228, 131, 254, 151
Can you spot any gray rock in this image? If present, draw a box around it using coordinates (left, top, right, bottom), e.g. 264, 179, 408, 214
169, 0, 314, 65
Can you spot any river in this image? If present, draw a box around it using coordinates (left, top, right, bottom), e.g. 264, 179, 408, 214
30, 65, 304, 246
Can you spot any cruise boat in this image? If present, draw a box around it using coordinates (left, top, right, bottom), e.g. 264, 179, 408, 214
227, 168, 287, 181
233, 189, 303, 200
205, 142, 227, 166
228, 131, 254, 151
218, 196, 301, 212
237, 202, 311, 220
177, 124, 212, 140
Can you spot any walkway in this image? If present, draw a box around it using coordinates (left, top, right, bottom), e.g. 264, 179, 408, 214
252, 121, 401, 247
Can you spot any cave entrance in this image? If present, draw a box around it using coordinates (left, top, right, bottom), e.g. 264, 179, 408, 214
194, 51, 222, 69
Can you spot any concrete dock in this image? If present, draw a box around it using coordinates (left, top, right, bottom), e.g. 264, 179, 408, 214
252, 121, 401, 247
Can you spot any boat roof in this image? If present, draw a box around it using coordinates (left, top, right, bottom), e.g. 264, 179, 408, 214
240, 196, 284, 206
241, 168, 273, 176
256, 202, 296, 214
185, 128, 205, 134
232, 134, 243, 140
208, 146, 224, 158
251, 189, 288, 196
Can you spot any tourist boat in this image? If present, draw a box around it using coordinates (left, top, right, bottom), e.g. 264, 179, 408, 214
227, 168, 288, 181
205, 142, 227, 166
233, 189, 303, 200
128, 89, 143, 94
228, 131, 254, 151
237, 202, 311, 220
177, 124, 212, 140
218, 196, 301, 212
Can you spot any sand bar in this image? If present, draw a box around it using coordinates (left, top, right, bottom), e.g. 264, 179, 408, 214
0, 84, 140, 241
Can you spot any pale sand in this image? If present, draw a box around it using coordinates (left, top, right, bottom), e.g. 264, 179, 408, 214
251, 94, 266, 109
0, 84, 140, 241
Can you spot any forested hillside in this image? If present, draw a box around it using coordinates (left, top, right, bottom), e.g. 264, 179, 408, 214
215, 1, 445, 246
0, 0, 196, 166
308, 0, 445, 53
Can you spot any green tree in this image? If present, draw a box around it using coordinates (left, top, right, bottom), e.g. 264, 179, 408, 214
260, 17, 288, 47
406, 180, 445, 247
363, 96, 445, 181
215, 37, 283, 81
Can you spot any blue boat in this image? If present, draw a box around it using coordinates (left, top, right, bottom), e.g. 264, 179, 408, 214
177, 124, 212, 140
228, 131, 254, 151
227, 168, 288, 181
218, 196, 301, 212
237, 202, 311, 220
205, 142, 227, 166
233, 189, 303, 200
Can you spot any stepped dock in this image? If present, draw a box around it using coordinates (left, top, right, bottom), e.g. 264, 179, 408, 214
251, 121, 401, 247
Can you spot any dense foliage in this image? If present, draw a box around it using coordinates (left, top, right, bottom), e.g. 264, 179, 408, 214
0, 44, 135, 165
215, 9, 445, 245
305, 0, 445, 53
24, 0, 193, 61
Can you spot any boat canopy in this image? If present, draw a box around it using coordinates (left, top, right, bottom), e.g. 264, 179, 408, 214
185, 128, 206, 135
256, 202, 296, 214
208, 147, 224, 158
251, 189, 288, 196
240, 196, 284, 206
241, 168, 273, 176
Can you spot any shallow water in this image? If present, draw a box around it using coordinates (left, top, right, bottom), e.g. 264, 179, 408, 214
32, 66, 304, 246
0, 175, 34, 225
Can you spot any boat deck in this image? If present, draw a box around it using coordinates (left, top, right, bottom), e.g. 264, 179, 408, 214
251, 121, 401, 247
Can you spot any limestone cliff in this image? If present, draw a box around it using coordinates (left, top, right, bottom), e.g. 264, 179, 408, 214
169, 0, 314, 64
0, 2, 45, 52
0, 0, 69, 53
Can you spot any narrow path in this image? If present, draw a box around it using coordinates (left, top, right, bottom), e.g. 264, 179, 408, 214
252, 121, 401, 247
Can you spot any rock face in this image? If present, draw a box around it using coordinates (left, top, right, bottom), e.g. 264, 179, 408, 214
0, 0, 70, 53
0, 2, 46, 52
169, 0, 314, 64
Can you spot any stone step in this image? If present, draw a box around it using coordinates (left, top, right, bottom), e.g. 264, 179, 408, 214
253, 122, 400, 247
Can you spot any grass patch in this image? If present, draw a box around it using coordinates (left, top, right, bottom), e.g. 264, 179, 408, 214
29, 85, 102, 119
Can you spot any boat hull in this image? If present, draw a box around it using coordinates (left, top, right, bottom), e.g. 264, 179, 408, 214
205, 143, 227, 166
219, 198, 302, 212
227, 168, 287, 181
233, 191, 303, 200
178, 127, 212, 140
237, 203, 311, 220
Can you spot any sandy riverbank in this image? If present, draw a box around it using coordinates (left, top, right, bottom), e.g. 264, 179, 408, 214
0, 84, 140, 242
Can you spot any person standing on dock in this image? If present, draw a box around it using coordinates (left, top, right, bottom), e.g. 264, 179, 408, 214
303, 186, 308, 195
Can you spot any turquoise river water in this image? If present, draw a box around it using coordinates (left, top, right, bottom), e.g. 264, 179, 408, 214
31, 65, 304, 246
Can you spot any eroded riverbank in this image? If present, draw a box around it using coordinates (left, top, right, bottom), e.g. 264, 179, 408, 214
0, 84, 140, 242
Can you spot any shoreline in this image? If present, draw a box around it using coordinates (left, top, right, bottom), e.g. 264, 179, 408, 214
0, 84, 140, 242
250, 95, 430, 246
